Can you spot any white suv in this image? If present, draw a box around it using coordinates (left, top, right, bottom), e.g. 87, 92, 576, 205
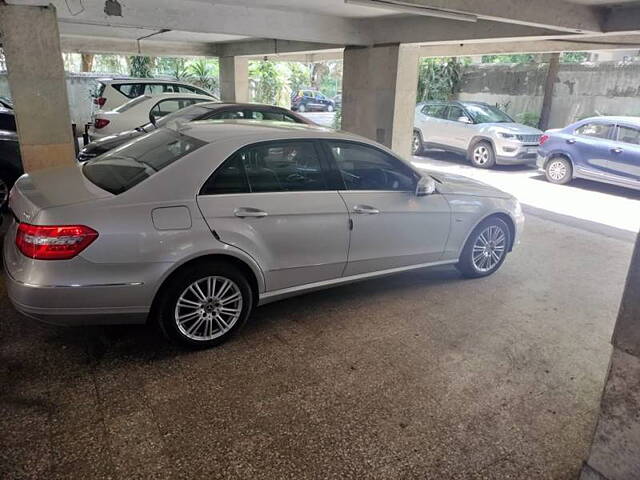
92, 78, 215, 111
413, 101, 542, 168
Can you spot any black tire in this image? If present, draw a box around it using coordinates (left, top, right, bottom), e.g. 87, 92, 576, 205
298, 104, 306, 113
412, 130, 424, 156
456, 217, 511, 278
327, 104, 334, 112
157, 260, 254, 349
469, 141, 496, 169
544, 156, 572, 185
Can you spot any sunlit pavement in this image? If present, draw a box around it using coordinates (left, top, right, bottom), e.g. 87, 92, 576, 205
413, 150, 640, 235
299, 111, 335, 127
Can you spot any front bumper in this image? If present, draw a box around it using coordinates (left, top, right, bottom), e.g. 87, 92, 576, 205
494, 139, 539, 165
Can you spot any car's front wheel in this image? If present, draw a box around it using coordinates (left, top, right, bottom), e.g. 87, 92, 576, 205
469, 141, 496, 169
412, 130, 424, 156
298, 104, 306, 113
157, 261, 254, 349
456, 217, 511, 278
544, 156, 572, 184
327, 104, 334, 112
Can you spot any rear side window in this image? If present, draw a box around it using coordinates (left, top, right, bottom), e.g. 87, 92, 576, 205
114, 83, 145, 98
421, 104, 447, 118
201, 141, 327, 195
575, 123, 612, 139
83, 129, 206, 194
617, 125, 640, 145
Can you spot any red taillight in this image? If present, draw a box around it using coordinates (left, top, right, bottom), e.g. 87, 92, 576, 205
539, 134, 549, 145
15, 223, 98, 260
94, 118, 110, 129
93, 97, 106, 107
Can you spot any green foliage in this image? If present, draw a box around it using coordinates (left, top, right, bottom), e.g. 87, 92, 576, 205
561, 52, 589, 64
481, 54, 537, 64
516, 111, 540, 128
170, 58, 192, 82
93, 55, 127, 74
129, 56, 154, 78
332, 108, 342, 130
417, 58, 463, 102
249, 60, 286, 105
188, 59, 219, 91
288, 62, 311, 94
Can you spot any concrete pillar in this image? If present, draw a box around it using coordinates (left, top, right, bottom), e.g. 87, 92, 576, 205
0, 3, 75, 171
580, 233, 640, 480
341, 44, 419, 158
219, 56, 249, 103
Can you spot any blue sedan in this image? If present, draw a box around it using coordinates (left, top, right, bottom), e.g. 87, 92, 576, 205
537, 116, 640, 191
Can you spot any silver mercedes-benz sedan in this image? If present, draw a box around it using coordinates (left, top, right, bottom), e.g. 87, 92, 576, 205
3, 121, 523, 348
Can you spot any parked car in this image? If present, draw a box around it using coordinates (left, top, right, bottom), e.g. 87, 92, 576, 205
333, 94, 342, 109
413, 101, 543, 168
78, 102, 313, 161
537, 116, 640, 190
89, 93, 212, 140
291, 90, 335, 112
4, 121, 523, 348
92, 78, 215, 111
0, 108, 21, 209
0, 96, 13, 110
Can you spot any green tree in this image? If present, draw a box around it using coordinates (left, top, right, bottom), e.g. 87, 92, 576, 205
416, 58, 463, 102
288, 62, 311, 93
189, 58, 218, 92
561, 52, 588, 63
249, 60, 286, 105
481, 54, 537, 63
129, 55, 154, 78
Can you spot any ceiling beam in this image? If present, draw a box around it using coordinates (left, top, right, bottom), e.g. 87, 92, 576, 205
59, 35, 219, 56
357, 0, 603, 33
217, 40, 340, 58
45, 0, 370, 46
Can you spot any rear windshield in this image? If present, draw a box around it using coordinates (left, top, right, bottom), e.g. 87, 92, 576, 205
156, 104, 212, 128
113, 95, 150, 113
82, 129, 206, 194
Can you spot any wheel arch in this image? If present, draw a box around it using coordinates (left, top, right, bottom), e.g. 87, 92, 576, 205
542, 151, 575, 178
467, 136, 496, 157
149, 252, 263, 322
458, 211, 517, 257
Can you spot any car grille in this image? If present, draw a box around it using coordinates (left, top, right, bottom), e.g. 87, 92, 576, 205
516, 134, 541, 143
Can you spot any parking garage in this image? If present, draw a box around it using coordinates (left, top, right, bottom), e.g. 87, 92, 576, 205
1, 1, 640, 478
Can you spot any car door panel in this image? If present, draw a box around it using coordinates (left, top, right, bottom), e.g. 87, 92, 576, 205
339, 191, 451, 275
608, 125, 640, 184
569, 122, 616, 176
442, 106, 472, 150
196, 140, 350, 291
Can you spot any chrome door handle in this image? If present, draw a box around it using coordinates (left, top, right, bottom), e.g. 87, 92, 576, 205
566, 138, 576, 144
234, 208, 268, 218
611, 147, 623, 154
353, 205, 380, 215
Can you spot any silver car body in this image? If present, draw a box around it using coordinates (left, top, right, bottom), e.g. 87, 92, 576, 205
4, 121, 523, 325
414, 101, 542, 164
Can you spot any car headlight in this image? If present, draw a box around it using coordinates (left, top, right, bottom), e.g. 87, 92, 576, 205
498, 132, 516, 139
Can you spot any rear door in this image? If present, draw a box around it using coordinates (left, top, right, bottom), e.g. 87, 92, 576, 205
608, 124, 640, 185
196, 140, 350, 291
416, 103, 447, 145
324, 140, 451, 276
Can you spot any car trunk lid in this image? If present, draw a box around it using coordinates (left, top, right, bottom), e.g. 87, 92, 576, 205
9, 164, 112, 223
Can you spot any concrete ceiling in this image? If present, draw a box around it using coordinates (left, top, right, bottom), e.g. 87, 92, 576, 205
6, 0, 640, 58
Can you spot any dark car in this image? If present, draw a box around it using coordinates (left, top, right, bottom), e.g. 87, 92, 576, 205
537, 116, 640, 190
0, 96, 13, 110
291, 90, 335, 113
0, 107, 21, 208
78, 102, 313, 161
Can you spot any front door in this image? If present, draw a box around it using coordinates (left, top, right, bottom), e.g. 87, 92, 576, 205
197, 140, 350, 291
442, 105, 474, 150
570, 121, 617, 176
323, 140, 451, 276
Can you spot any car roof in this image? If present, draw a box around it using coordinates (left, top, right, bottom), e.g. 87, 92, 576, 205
421, 100, 489, 107
134, 93, 214, 101
99, 78, 202, 86
178, 120, 360, 143
579, 115, 640, 126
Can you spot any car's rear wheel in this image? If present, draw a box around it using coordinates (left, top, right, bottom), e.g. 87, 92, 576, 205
412, 130, 424, 156
469, 141, 496, 169
456, 217, 511, 278
157, 261, 253, 349
327, 104, 334, 112
298, 104, 306, 113
544, 156, 572, 184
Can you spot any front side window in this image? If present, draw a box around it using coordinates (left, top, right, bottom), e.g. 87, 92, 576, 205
201, 141, 327, 195
445, 106, 465, 122
575, 123, 612, 139
465, 104, 512, 124
617, 125, 640, 145
83, 129, 205, 194
327, 141, 416, 191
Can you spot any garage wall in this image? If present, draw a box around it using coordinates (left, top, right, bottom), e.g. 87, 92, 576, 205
456, 62, 640, 128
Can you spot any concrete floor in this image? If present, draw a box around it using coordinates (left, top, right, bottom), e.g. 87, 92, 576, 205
0, 210, 633, 479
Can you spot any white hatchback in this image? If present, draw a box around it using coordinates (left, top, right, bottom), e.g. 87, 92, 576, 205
89, 93, 213, 139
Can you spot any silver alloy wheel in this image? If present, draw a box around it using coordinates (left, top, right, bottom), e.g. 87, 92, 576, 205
547, 160, 567, 181
174, 276, 243, 341
412, 132, 421, 155
473, 145, 490, 165
0, 178, 8, 208
472, 225, 507, 273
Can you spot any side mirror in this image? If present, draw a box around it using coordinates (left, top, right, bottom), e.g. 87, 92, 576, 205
416, 176, 436, 196
457, 116, 472, 124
